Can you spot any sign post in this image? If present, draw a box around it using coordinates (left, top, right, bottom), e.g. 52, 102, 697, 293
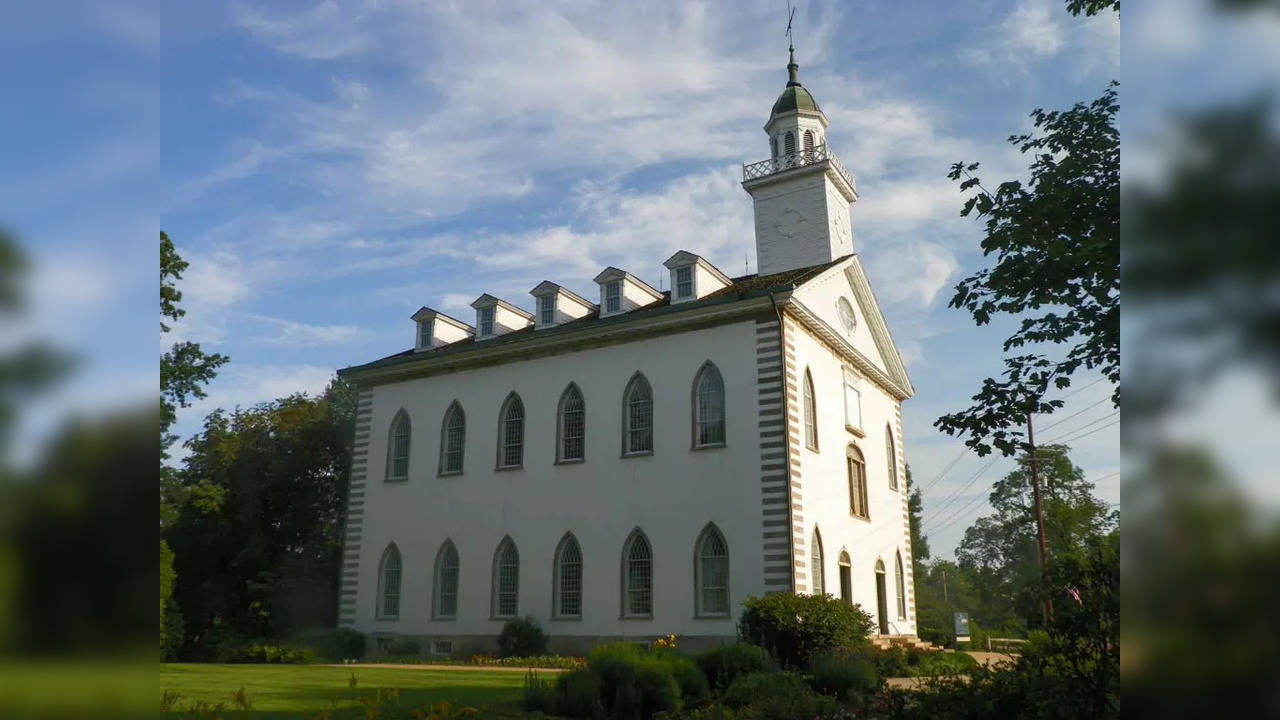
953, 611, 970, 644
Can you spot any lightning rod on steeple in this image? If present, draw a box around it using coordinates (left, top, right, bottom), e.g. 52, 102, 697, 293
785, 1, 800, 86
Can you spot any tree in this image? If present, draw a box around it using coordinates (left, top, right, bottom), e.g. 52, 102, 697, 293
160, 231, 229, 656
955, 445, 1114, 629
905, 465, 930, 577
167, 380, 354, 657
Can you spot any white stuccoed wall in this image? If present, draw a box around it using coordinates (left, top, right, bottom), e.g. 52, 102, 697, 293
750, 169, 854, 276
351, 319, 765, 650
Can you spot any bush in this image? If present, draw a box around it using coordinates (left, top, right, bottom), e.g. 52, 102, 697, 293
696, 643, 770, 691
737, 593, 875, 668
807, 648, 881, 702
556, 667, 607, 719
523, 669, 560, 715
582, 642, 704, 719
498, 615, 548, 658
722, 671, 833, 720
293, 627, 366, 661
224, 642, 314, 664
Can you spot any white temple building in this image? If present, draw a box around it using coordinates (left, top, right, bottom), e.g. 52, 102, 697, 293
337, 47, 917, 654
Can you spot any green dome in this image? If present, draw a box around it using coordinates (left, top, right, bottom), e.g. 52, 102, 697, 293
771, 84, 821, 116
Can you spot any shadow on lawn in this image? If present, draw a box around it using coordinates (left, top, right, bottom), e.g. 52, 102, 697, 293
162, 683, 524, 720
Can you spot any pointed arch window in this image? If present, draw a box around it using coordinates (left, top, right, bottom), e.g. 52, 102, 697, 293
695, 525, 730, 617
554, 534, 583, 619
492, 537, 520, 618
558, 385, 585, 462
497, 393, 524, 469
847, 445, 869, 519
693, 362, 726, 448
803, 369, 818, 451
439, 402, 465, 475
622, 530, 653, 617
811, 528, 825, 596
623, 373, 654, 455
838, 550, 852, 604
433, 541, 459, 619
895, 551, 907, 620
386, 410, 411, 482
886, 425, 898, 490
803, 129, 815, 160
377, 543, 402, 619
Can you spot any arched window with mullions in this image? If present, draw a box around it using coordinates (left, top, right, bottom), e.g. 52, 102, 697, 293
692, 362, 726, 448
803, 129, 815, 160
803, 369, 818, 451
784, 131, 796, 156
811, 527, 826, 596
433, 540, 459, 619
557, 384, 585, 462
622, 373, 653, 455
385, 410, 411, 482
695, 524, 730, 617
491, 536, 520, 618
439, 401, 465, 475
847, 445, 869, 519
377, 543, 402, 619
886, 424, 898, 490
622, 529, 653, 617
895, 551, 907, 620
553, 533, 583, 619
497, 393, 524, 469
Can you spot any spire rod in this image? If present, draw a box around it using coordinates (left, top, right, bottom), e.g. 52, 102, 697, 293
785, 2, 800, 86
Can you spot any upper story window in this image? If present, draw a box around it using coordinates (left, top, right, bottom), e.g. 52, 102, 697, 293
538, 295, 555, 326
843, 368, 862, 431
784, 131, 796, 155
623, 373, 654, 455
604, 281, 621, 313
675, 266, 693, 299
439, 401, 465, 475
693, 362, 726, 448
803, 129, 815, 158
377, 543, 402, 619
478, 306, 495, 336
497, 393, 524, 469
558, 384, 585, 462
886, 425, 898, 490
418, 321, 432, 347
803, 369, 818, 451
385, 410, 411, 482
847, 445, 869, 520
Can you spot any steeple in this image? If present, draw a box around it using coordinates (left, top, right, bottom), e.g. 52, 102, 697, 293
741, 44, 858, 276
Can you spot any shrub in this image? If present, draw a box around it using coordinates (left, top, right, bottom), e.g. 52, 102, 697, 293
807, 648, 881, 702
583, 642, 703, 719
294, 627, 366, 661
722, 671, 833, 720
523, 669, 560, 715
498, 615, 548, 658
224, 642, 314, 664
556, 667, 607, 719
695, 643, 770, 691
737, 593, 875, 668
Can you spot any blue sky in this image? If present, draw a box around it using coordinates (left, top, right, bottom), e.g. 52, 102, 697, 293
4, 0, 1124, 559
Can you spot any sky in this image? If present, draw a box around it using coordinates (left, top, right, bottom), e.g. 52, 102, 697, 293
3, 0, 1123, 560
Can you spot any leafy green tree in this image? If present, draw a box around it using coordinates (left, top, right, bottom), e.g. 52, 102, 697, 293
905, 466, 930, 577
955, 445, 1114, 629
167, 380, 354, 656
160, 230, 228, 656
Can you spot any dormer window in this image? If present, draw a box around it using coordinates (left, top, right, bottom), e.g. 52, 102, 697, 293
675, 266, 693, 299
538, 295, 555, 326
478, 307, 495, 336
418, 321, 432, 348
605, 282, 621, 313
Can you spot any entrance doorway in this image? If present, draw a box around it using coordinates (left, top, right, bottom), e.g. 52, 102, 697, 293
875, 560, 889, 634
838, 551, 852, 604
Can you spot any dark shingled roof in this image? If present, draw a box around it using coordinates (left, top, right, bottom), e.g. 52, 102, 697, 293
771, 84, 821, 117
340, 255, 852, 377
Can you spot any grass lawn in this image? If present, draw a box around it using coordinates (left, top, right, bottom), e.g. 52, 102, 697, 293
160, 664, 537, 719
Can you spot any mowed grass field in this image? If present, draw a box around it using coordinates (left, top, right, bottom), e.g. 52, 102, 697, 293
160, 664, 536, 719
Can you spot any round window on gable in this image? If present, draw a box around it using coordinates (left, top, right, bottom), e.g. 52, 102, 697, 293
836, 296, 857, 334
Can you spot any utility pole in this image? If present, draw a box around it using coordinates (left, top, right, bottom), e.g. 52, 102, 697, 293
1027, 411, 1053, 624
941, 568, 948, 605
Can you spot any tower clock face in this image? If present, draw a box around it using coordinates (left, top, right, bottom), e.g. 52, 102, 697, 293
836, 297, 857, 334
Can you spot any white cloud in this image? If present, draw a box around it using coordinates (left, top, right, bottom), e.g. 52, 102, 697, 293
187, 363, 337, 414
864, 240, 959, 308
247, 314, 364, 346
229, 0, 369, 60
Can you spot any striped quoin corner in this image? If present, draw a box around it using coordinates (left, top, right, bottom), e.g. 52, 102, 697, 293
757, 315, 799, 592
338, 386, 374, 626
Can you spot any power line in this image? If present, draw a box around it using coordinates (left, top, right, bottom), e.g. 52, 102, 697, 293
919, 446, 970, 493
1040, 376, 1107, 406
1039, 411, 1119, 445
922, 453, 1001, 527
925, 490, 993, 536
1037, 397, 1109, 433
1048, 418, 1119, 446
